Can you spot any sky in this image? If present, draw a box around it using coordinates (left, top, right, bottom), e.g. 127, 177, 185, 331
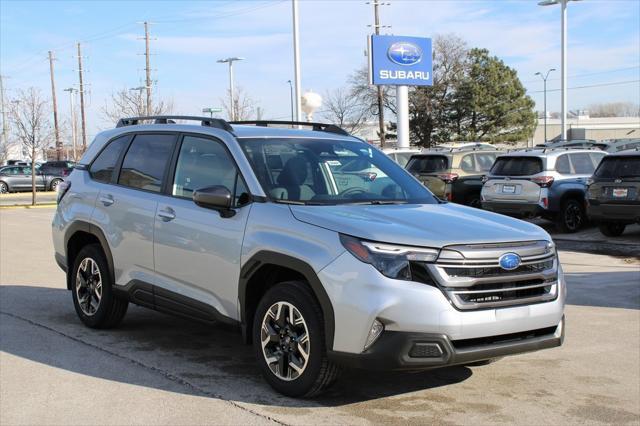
1, 0, 639, 141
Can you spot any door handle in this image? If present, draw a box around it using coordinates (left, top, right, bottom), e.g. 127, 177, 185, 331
157, 208, 176, 222
99, 195, 114, 206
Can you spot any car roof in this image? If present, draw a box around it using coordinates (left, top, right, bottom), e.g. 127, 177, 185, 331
605, 148, 640, 157
230, 124, 360, 141
496, 148, 607, 159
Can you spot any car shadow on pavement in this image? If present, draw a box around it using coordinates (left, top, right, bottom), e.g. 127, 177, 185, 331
0, 285, 473, 407
565, 271, 640, 310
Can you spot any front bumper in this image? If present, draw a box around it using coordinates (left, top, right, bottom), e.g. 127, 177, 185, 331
329, 317, 564, 370
481, 201, 545, 217
587, 202, 640, 224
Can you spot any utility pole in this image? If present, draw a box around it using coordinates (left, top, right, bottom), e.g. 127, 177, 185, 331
371, 0, 387, 147
292, 0, 302, 122
0, 75, 9, 157
63, 88, 78, 161
143, 21, 152, 116
77, 43, 87, 149
48, 51, 62, 160
535, 68, 556, 143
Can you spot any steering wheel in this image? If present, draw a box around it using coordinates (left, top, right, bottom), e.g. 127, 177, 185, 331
339, 187, 367, 198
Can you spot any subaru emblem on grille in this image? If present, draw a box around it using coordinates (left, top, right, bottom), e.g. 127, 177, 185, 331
499, 253, 521, 270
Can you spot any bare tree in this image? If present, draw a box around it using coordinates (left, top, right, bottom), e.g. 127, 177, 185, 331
221, 87, 257, 121
349, 66, 396, 117
587, 102, 640, 118
321, 87, 368, 134
10, 88, 53, 205
101, 88, 174, 124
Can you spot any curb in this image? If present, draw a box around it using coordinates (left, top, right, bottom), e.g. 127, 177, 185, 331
0, 203, 57, 209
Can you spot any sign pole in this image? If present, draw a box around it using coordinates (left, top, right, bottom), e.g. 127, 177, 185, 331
396, 85, 409, 149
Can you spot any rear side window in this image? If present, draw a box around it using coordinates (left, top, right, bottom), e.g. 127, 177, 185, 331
595, 156, 640, 178
475, 153, 496, 172
570, 153, 596, 174
460, 155, 475, 172
490, 157, 543, 176
406, 155, 448, 174
118, 134, 175, 192
90, 136, 130, 184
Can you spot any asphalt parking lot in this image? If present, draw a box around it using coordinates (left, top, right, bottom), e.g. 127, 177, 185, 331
1, 208, 639, 425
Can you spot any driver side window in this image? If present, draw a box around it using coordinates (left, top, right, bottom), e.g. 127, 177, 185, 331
172, 136, 249, 207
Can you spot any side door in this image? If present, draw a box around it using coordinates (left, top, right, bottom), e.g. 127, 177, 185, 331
153, 134, 253, 322
91, 132, 176, 288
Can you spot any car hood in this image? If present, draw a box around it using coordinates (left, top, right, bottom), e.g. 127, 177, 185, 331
289, 203, 550, 248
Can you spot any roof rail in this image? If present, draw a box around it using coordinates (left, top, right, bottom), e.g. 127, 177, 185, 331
116, 115, 235, 133
229, 120, 350, 136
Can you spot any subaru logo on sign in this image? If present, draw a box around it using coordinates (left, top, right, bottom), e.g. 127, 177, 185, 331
499, 253, 521, 271
387, 42, 423, 66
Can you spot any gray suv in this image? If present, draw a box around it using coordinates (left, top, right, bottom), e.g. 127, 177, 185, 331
52, 116, 565, 397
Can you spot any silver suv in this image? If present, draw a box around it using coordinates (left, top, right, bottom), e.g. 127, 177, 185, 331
52, 116, 565, 397
481, 148, 607, 232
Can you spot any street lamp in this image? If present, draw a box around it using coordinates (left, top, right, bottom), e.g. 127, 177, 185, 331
538, 0, 581, 140
287, 80, 294, 122
217, 57, 244, 121
63, 88, 78, 160
129, 86, 149, 116
535, 68, 556, 143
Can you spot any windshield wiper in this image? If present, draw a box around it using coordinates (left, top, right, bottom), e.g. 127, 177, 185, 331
345, 200, 408, 205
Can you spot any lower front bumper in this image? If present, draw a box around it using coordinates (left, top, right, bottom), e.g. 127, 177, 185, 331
328, 316, 564, 371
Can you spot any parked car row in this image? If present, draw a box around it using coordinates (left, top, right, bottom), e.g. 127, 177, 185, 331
400, 145, 640, 236
0, 160, 75, 193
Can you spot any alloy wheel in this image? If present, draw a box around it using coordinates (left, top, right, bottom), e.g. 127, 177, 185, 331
564, 202, 583, 231
51, 179, 60, 191
260, 301, 310, 381
0, 182, 7, 193
75, 257, 103, 316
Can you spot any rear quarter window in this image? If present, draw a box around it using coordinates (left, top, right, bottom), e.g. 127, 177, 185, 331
490, 157, 543, 176
406, 155, 449, 174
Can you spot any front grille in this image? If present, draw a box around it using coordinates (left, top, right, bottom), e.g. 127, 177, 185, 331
428, 241, 559, 310
451, 326, 558, 349
444, 259, 554, 278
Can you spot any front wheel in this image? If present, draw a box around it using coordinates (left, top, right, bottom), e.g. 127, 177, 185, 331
556, 199, 585, 233
0, 181, 8, 193
253, 281, 340, 397
599, 222, 626, 237
71, 244, 128, 328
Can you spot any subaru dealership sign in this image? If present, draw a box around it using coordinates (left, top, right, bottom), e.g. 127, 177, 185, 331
369, 35, 433, 86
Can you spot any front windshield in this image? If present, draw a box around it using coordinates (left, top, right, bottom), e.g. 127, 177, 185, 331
238, 138, 437, 205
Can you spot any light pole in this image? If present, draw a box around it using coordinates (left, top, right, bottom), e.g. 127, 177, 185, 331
538, 0, 580, 140
535, 68, 556, 143
63, 88, 78, 160
202, 107, 222, 118
287, 80, 294, 122
129, 86, 149, 116
217, 57, 244, 121
291, 0, 302, 122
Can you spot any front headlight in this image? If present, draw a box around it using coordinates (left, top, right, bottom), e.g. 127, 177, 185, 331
339, 234, 439, 283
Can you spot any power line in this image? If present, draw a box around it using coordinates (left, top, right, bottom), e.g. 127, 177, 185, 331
529, 79, 640, 94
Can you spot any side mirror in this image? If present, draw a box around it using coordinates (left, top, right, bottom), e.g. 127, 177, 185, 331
193, 185, 235, 218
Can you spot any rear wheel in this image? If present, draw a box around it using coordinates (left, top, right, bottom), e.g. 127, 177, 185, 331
50, 178, 62, 192
556, 198, 585, 233
599, 222, 626, 237
71, 244, 128, 328
253, 281, 340, 397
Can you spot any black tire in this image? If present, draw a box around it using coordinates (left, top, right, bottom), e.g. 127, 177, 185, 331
0, 181, 8, 194
71, 244, 128, 328
467, 196, 482, 209
599, 222, 626, 237
556, 198, 585, 233
50, 179, 62, 192
252, 281, 341, 397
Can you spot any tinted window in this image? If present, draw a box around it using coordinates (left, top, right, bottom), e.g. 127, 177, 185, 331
90, 136, 130, 184
556, 154, 571, 174
406, 155, 449, 174
118, 134, 174, 192
460, 155, 475, 172
490, 157, 543, 176
570, 153, 596, 174
594, 156, 640, 179
173, 136, 248, 206
1, 167, 20, 175
475, 153, 496, 172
